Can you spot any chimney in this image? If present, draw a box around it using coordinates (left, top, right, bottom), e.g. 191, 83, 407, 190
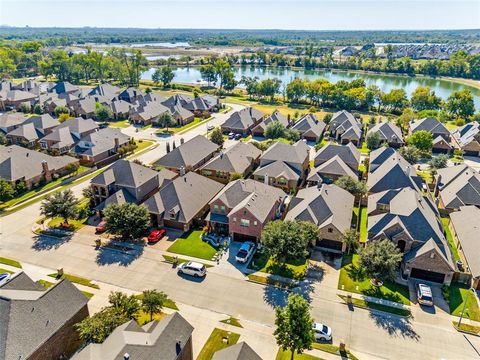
180, 166, 186, 177
114, 137, 119, 150
287, 114, 291, 126
42, 160, 52, 182
264, 173, 269, 185
123, 353, 130, 360
180, 137, 184, 145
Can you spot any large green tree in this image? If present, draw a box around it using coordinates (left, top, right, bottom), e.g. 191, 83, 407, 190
157, 112, 176, 131
410, 86, 442, 111
334, 176, 368, 197
0, 179, 15, 202
40, 189, 79, 225
265, 120, 287, 139
399, 145, 420, 164
103, 203, 150, 240
274, 293, 315, 360
407, 130, 433, 152
75, 307, 128, 343
446, 89, 475, 119
141, 289, 167, 321
359, 239, 403, 284
209, 127, 224, 146
108, 291, 140, 319
95, 104, 113, 121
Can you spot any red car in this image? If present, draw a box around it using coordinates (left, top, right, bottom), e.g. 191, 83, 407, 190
147, 229, 166, 243
95, 220, 107, 233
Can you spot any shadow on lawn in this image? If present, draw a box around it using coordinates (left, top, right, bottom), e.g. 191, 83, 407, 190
31, 233, 73, 251
363, 286, 404, 304
370, 312, 419, 340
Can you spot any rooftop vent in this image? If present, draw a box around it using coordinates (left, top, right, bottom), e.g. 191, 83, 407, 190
124, 353, 130, 360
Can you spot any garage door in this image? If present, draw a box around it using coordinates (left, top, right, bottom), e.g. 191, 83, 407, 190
315, 239, 343, 252
410, 268, 445, 283
233, 233, 258, 243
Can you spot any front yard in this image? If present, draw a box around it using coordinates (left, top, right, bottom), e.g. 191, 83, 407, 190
445, 284, 480, 321
248, 249, 308, 280
197, 328, 240, 360
167, 230, 218, 261
338, 254, 411, 305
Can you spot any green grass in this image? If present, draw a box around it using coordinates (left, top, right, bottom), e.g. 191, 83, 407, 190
38, 279, 94, 298
0, 268, 14, 274
162, 254, 213, 269
135, 310, 168, 325
197, 328, 241, 360
108, 120, 130, 128
167, 230, 218, 261
248, 250, 308, 280
0, 257, 22, 268
276, 349, 324, 360
134, 140, 154, 153
359, 141, 370, 155
339, 295, 411, 317
338, 254, 411, 305
453, 321, 480, 334
220, 316, 243, 328
447, 284, 480, 321
48, 272, 100, 289
441, 218, 460, 262
312, 343, 359, 360
358, 207, 368, 243
247, 274, 297, 289
47, 217, 87, 232
135, 292, 180, 311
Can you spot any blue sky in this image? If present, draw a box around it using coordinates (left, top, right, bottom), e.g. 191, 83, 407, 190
0, 0, 479, 30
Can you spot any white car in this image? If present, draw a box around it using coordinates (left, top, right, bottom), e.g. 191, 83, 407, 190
235, 241, 255, 263
207, 125, 214, 131
313, 323, 332, 341
177, 261, 207, 278
416, 283, 434, 306
0, 272, 11, 286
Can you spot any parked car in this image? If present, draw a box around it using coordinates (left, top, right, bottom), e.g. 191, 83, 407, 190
416, 283, 434, 306
228, 132, 235, 139
0, 272, 11, 286
313, 323, 332, 341
95, 220, 107, 233
207, 125, 214, 131
234, 133, 242, 140
177, 261, 206, 278
147, 229, 166, 244
235, 241, 255, 263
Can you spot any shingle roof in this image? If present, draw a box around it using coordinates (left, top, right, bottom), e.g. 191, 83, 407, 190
254, 160, 301, 181
110, 100, 132, 115
24, 113, 58, 132
308, 155, 358, 182
367, 121, 403, 143
7, 122, 39, 141
329, 110, 362, 139
212, 342, 262, 360
72, 312, 193, 360
0, 113, 28, 130
314, 142, 360, 171
88, 83, 121, 98
286, 184, 354, 232
0, 273, 88, 360
5, 90, 37, 102
51, 81, 79, 94
260, 140, 309, 166
201, 142, 262, 174
153, 135, 219, 170
291, 113, 326, 138
253, 110, 289, 133
435, 165, 480, 209
75, 127, 130, 157
410, 117, 450, 137
222, 107, 264, 131
452, 121, 480, 148
57, 117, 99, 137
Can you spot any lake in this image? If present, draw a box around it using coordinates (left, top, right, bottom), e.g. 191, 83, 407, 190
141, 66, 480, 108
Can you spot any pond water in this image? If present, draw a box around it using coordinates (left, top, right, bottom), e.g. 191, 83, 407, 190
141, 66, 480, 108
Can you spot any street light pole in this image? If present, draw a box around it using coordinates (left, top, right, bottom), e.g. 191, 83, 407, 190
458, 287, 475, 327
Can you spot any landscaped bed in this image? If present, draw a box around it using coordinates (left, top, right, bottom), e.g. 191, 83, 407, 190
338, 254, 411, 305
453, 321, 480, 335
166, 230, 218, 261
247, 274, 296, 289
162, 255, 213, 269
135, 292, 179, 311
312, 343, 359, 360
220, 316, 243, 328
196, 328, 240, 360
248, 249, 308, 280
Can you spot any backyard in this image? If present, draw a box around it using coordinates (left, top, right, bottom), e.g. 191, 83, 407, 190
441, 218, 460, 262
167, 230, 218, 261
338, 254, 411, 305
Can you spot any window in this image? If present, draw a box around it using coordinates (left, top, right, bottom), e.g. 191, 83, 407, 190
240, 219, 250, 227
254, 221, 257, 226
40, 142, 48, 149
233, 217, 236, 222
213, 205, 219, 211
221, 205, 226, 212
328, 228, 333, 233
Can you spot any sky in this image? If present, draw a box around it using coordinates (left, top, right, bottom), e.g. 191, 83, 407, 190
0, 0, 479, 30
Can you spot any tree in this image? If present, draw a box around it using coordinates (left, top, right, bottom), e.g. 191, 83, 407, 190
40, 189, 79, 225
82, 187, 96, 208
265, 120, 286, 139
75, 307, 128, 343
210, 127, 224, 146
274, 293, 315, 360
429, 154, 449, 169
380, 89, 408, 113
19, 102, 31, 113
54, 105, 69, 117
341, 229, 359, 254
407, 130, 433, 152
159, 66, 175, 87
261, 220, 318, 263
359, 239, 403, 284
58, 113, 71, 123
0, 178, 15, 201
33, 103, 43, 115
323, 113, 333, 124
65, 162, 80, 176
103, 203, 150, 240
141, 289, 167, 322
0, 133, 6, 145
365, 131, 381, 150
199, 64, 217, 87
334, 176, 367, 197
286, 79, 306, 103
157, 112, 176, 131
446, 90, 475, 119
95, 104, 113, 121
285, 128, 301, 143
108, 291, 139, 319
399, 145, 420, 164
396, 107, 415, 132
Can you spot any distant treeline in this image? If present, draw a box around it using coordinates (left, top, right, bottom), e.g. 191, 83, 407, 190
0, 27, 479, 46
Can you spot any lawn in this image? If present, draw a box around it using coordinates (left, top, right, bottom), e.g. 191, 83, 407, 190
197, 328, 240, 360
0, 268, 13, 274
358, 207, 368, 243
136, 310, 168, 325
312, 343, 359, 360
447, 284, 480, 321
248, 249, 308, 280
338, 295, 411, 317
441, 218, 460, 262
247, 274, 296, 289
48, 272, 100, 289
167, 230, 218, 261
108, 120, 130, 128
453, 321, 480, 334
135, 292, 179, 311
134, 139, 154, 153
47, 217, 87, 232
38, 279, 94, 298
338, 254, 411, 305
275, 349, 324, 360
0, 257, 22, 268
162, 255, 213, 269
220, 316, 243, 328
359, 141, 370, 155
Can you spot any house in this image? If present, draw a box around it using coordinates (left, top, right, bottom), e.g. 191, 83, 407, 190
328, 110, 363, 145
162, 94, 194, 108
251, 110, 289, 137
71, 96, 97, 119
207, 179, 286, 242
0, 145, 79, 189
25, 113, 59, 136
367, 147, 422, 194
309, 142, 360, 184
433, 164, 480, 212
109, 99, 132, 120
449, 206, 480, 289
0, 272, 89, 360
285, 184, 354, 253
166, 103, 195, 126
4, 90, 38, 110
0, 112, 28, 133
118, 87, 145, 103
184, 96, 218, 115
252, 140, 309, 191
72, 312, 193, 360
129, 101, 170, 125
367, 121, 404, 147
199, 142, 262, 183
291, 113, 326, 142
144, 171, 224, 231
50, 81, 79, 94
409, 117, 451, 141
153, 135, 220, 173
432, 135, 454, 154
75, 127, 131, 165
221, 107, 265, 136
452, 121, 480, 156
88, 82, 121, 100
6, 122, 40, 148
367, 187, 455, 284
212, 342, 262, 360
90, 159, 170, 211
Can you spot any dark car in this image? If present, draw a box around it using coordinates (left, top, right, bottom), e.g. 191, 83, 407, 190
147, 229, 167, 244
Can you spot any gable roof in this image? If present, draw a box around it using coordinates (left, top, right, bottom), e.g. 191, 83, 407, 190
88, 83, 121, 98
58, 117, 99, 136
410, 117, 450, 137
367, 121, 403, 143
24, 113, 58, 131
314, 142, 360, 170
435, 164, 480, 209
7, 122, 39, 141
0, 113, 28, 130
50, 81, 79, 94
260, 140, 309, 166
212, 342, 262, 360
329, 110, 362, 138
253, 111, 289, 133
41, 126, 75, 149
201, 142, 262, 174
291, 113, 326, 137
75, 127, 130, 157
308, 155, 358, 182
452, 121, 480, 148
153, 135, 219, 170
222, 107, 264, 131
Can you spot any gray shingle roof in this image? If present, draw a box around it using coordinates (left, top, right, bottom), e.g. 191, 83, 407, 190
314, 142, 360, 171
329, 110, 362, 139
75, 127, 130, 157
212, 342, 262, 360
452, 121, 480, 148
222, 107, 264, 131
367, 121, 403, 143
435, 165, 480, 209
7, 122, 39, 141
201, 142, 262, 174
24, 113, 58, 132
253, 110, 289, 133
57, 117, 99, 137
410, 117, 450, 138
308, 155, 357, 182
260, 140, 309, 166
0, 113, 28, 131
291, 113, 326, 138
